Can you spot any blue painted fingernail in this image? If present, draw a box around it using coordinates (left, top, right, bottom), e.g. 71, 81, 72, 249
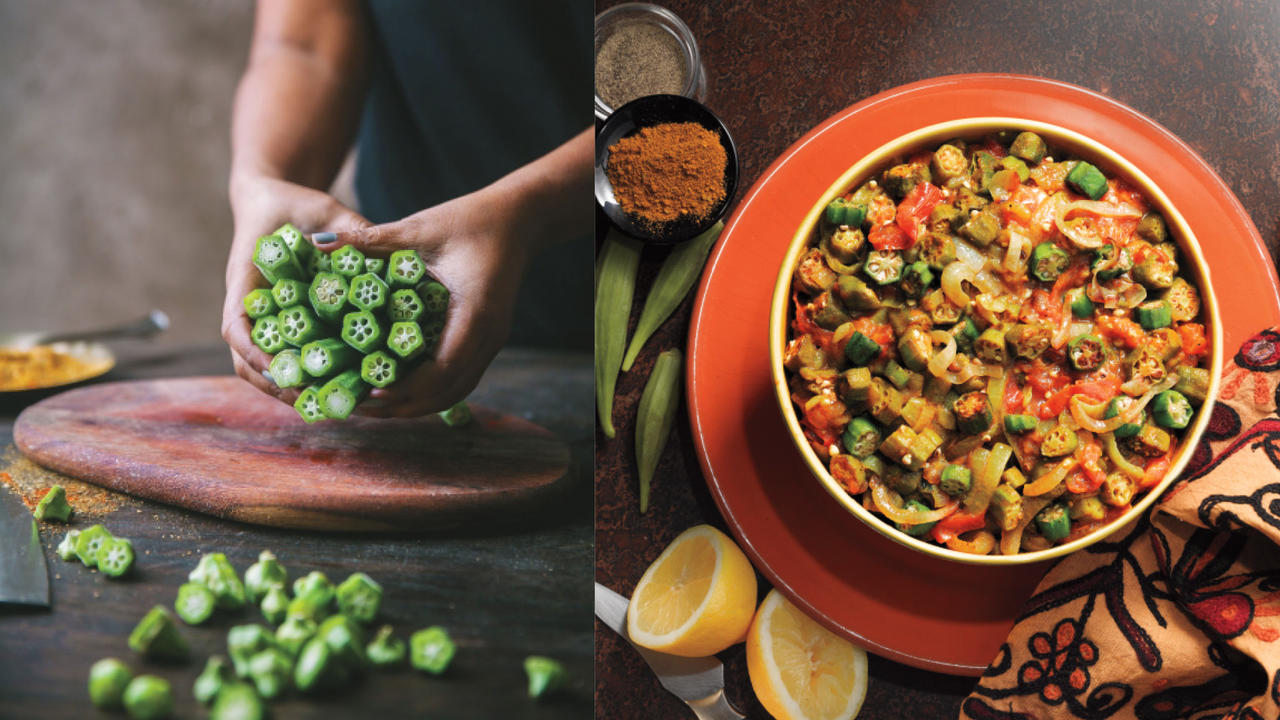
312, 232, 338, 245
262, 370, 275, 383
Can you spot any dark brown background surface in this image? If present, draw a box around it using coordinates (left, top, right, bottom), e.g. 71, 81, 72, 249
595, 1, 1280, 718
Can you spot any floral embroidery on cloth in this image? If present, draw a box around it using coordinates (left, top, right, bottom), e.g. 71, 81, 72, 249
962, 327, 1280, 720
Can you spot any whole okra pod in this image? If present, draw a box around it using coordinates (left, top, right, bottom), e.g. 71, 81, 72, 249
595, 231, 642, 439
634, 349, 682, 513
621, 222, 723, 371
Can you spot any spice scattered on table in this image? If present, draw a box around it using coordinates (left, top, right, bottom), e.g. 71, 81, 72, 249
606, 122, 727, 226
0, 448, 128, 516
595, 21, 686, 110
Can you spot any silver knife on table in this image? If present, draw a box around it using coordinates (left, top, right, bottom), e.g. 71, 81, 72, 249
0, 488, 50, 606
595, 582, 745, 720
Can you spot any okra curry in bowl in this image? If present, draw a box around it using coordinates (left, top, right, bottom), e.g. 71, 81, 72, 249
769, 118, 1221, 565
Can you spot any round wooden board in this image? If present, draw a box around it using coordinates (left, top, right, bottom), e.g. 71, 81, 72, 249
13, 376, 571, 531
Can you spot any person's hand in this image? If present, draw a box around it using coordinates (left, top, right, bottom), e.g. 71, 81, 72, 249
322, 183, 531, 417
222, 175, 371, 402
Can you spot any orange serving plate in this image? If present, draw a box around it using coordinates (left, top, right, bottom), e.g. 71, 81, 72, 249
686, 74, 1280, 675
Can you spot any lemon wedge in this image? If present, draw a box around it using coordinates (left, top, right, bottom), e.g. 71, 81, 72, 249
747, 588, 868, 720
626, 524, 757, 657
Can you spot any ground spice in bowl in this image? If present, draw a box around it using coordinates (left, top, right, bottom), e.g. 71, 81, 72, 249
605, 122, 727, 226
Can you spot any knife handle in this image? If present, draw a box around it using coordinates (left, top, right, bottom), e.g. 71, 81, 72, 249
689, 689, 747, 720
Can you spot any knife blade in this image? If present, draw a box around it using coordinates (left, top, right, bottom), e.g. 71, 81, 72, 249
0, 488, 49, 606
595, 582, 745, 720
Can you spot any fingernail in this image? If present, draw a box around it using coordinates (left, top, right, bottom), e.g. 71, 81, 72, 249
312, 232, 338, 245
262, 370, 275, 384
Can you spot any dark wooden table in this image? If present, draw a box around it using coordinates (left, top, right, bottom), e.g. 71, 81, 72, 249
0, 342, 593, 719
594, 1, 1280, 718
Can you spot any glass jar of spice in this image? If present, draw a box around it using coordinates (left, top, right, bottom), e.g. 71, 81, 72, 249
594, 3, 707, 121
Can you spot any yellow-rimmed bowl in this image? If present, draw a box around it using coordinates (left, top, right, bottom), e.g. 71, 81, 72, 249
768, 117, 1223, 566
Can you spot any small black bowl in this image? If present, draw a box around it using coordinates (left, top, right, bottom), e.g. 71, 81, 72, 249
594, 94, 739, 245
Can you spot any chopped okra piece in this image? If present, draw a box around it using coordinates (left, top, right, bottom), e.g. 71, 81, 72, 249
260, 587, 289, 625
837, 277, 881, 314
57, 529, 81, 561
301, 338, 359, 378
899, 261, 935, 297
273, 222, 313, 266
959, 210, 1000, 246
931, 143, 968, 181
176, 582, 217, 625
1136, 212, 1168, 243
122, 674, 173, 720
1070, 496, 1106, 522
308, 250, 332, 276
194, 656, 232, 705
75, 524, 113, 568
250, 315, 287, 355
278, 305, 325, 347
844, 331, 881, 366
1030, 242, 1068, 282
386, 321, 426, 361
348, 272, 390, 312
1007, 323, 1052, 359
524, 656, 568, 699
939, 464, 972, 497
410, 626, 456, 675
954, 392, 992, 435
862, 249, 904, 285
894, 500, 938, 537
387, 249, 427, 288
275, 616, 317, 658
227, 624, 276, 678
1105, 396, 1145, 438
253, 234, 305, 285
294, 638, 342, 693
210, 681, 265, 720
1067, 333, 1105, 371
318, 614, 368, 670
1041, 424, 1079, 457
271, 278, 308, 309
366, 625, 406, 668
363, 256, 386, 276
905, 428, 942, 471
973, 328, 1007, 364
242, 289, 278, 320
336, 572, 382, 623
878, 425, 918, 466
1174, 366, 1211, 405
440, 401, 472, 427
811, 291, 850, 330
340, 310, 383, 353
1136, 300, 1172, 330
388, 288, 425, 322
838, 367, 872, 408
244, 550, 288, 603
33, 483, 72, 522
1066, 161, 1108, 200
287, 588, 333, 624
1101, 472, 1136, 506
360, 351, 398, 388
1164, 277, 1201, 321
421, 317, 445, 356
1035, 502, 1072, 542
318, 369, 370, 420
189, 552, 247, 610
292, 571, 334, 605
841, 417, 881, 458
247, 647, 293, 700
417, 279, 450, 316
268, 349, 305, 388
1009, 131, 1047, 164
1133, 252, 1177, 289
308, 272, 349, 323
897, 327, 933, 372
1004, 414, 1037, 434
1152, 390, 1193, 429
128, 606, 189, 661
868, 379, 904, 426
989, 484, 1024, 532
294, 386, 326, 424
89, 657, 134, 711
1067, 287, 1094, 318
330, 244, 365, 279
96, 536, 135, 578
824, 197, 866, 227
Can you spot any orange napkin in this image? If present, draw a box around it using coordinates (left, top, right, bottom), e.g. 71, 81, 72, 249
962, 327, 1280, 720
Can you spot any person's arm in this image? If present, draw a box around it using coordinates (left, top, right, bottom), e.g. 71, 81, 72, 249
222, 0, 372, 399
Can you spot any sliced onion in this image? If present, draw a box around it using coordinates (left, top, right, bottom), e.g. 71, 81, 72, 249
947, 530, 996, 555
1005, 230, 1030, 272
1069, 376, 1176, 432
1089, 276, 1147, 309
928, 330, 957, 377
1054, 197, 1142, 249
999, 496, 1054, 555
973, 269, 1002, 295
1023, 457, 1078, 496
953, 238, 986, 270
941, 261, 977, 307
1104, 432, 1146, 479
869, 477, 960, 525
1051, 295, 1074, 349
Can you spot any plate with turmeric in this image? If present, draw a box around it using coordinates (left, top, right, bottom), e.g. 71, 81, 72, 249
0, 343, 115, 393
594, 93, 738, 244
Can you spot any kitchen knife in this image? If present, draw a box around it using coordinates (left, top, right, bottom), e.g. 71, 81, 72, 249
594, 582, 745, 720
0, 488, 50, 606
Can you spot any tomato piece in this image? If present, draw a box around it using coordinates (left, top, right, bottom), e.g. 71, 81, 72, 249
1039, 378, 1120, 419
1003, 376, 1024, 414
1178, 323, 1209, 357
1067, 441, 1106, 493
868, 223, 911, 251
894, 182, 942, 243
1096, 315, 1146, 349
1141, 451, 1174, 489
929, 509, 988, 545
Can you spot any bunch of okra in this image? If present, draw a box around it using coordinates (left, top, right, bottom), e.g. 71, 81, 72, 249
245, 224, 448, 422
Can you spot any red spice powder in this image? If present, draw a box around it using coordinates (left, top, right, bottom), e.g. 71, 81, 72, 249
606, 122, 727, 225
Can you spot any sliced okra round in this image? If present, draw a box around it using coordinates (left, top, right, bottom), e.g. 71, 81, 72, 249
128, 606, 189, 661
270, 278, 308, 309
96, 536, 135, 578
268, 349, 305, 389
318, 614, 368, 670
189, 553, 247, 610
416, 279, 450, 315
293, 386, 326, 424
366, 625, 406, 668
330, 244, 366, 279
275, 616, 317, 658
278, 305, 324, 347
242, 289, 278, 320
227, 624, 276, 679
387, 249, 426, 287
524, 656, 568, 699
243, 550, 288, 603
335, 572, 382, 623
308, 272, 349, 323
175, 582, 216, 625
439, 401, 472, 427
122, 674, 173, 720
88, 657, 134, 711
410, 626, 456, 675
348, 272, 389, 312
250, 316, 287, 355
247, 647, 293, 700
386, 321, 426, 362
75, 524, 114, 568
340, 310, 383, 354
317, 370, 369, 420
360, 351, 399, 388
57, 529, 82, 561
301, 338, 359, 378
388, 288, 424, 322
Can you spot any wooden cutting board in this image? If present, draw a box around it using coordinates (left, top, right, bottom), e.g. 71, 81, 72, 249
12, 376, 571, 531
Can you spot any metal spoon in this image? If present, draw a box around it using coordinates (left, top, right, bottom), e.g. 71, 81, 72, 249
0, 310, 169, 349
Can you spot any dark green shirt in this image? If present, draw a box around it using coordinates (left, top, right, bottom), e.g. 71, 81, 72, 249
355, 0, 592, 350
